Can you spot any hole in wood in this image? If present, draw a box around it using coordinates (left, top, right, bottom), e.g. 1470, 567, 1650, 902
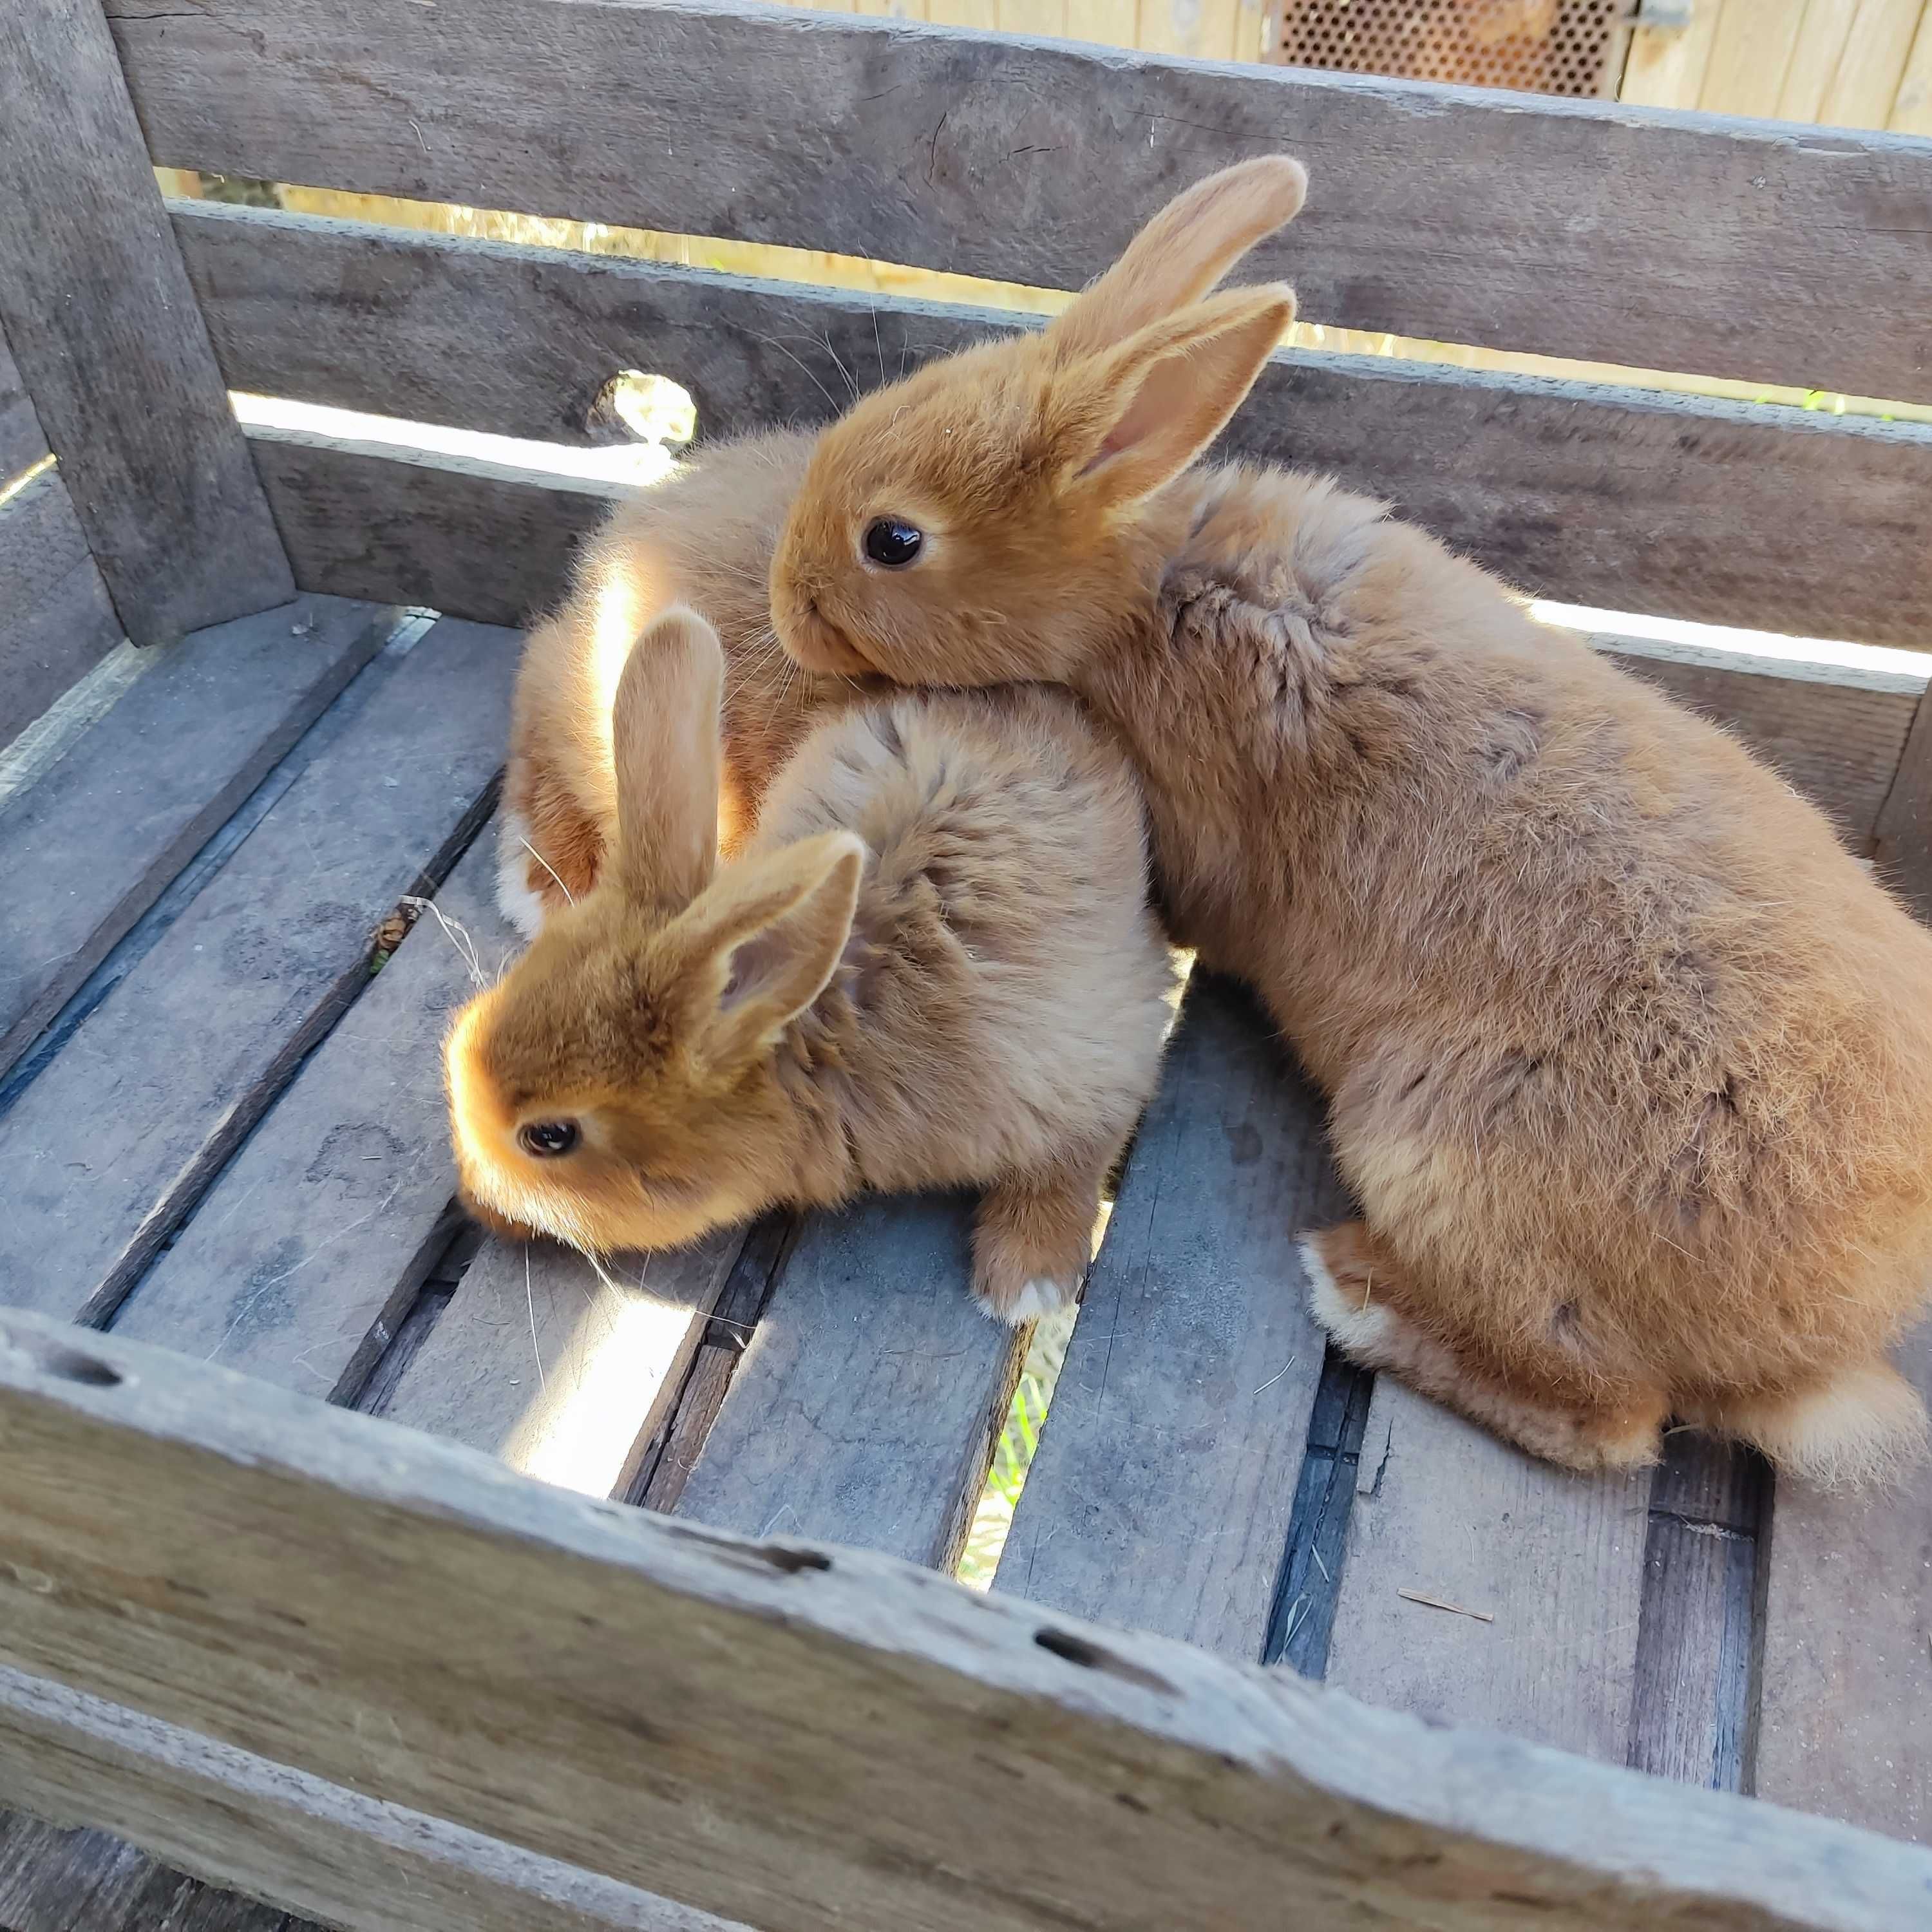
586, 370, 696, 453
758, 1545, 832, 1575
30, 1343, 124, 1388
1033, 1627, 1175, 1695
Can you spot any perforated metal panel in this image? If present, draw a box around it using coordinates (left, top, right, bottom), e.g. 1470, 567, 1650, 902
1273, 0, 1626, 99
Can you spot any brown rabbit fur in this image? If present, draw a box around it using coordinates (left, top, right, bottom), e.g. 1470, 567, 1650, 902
450, 607, 1175, 1322
768, 156, 1932, 1483
500, 429, 876, 936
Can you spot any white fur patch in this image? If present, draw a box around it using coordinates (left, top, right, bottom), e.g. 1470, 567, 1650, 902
1300, 1235, 1394, 1355
495, 807, 550, 940
978, 1276, 1077, 1326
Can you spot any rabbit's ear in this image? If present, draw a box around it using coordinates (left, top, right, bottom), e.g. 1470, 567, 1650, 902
612, 606, 724, 911
1049, 285, 1294, 508
1049, 155, 1306, 363
674, 831, 865, 1061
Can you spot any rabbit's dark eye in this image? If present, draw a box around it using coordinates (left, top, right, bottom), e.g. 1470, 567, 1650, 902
863, 517, 923, 569
518, 1120, 580, 1159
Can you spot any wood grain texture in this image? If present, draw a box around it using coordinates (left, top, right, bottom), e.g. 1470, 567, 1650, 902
182, 206, 1932, 652
1756, 1321, 1932, 1844
109, 820, 516, 1399
0, 470, 124, 749
0, 594, 392, 1078
382, 1228, 744, 1502
1873, 688, 1932, 920
0, 1670, 744, 1932
1326, 1378, 1652, 1764
676, 1192, 1025, 1569
0, 618, 517, 1325
1, 1311, 1929, 1932
996, 973, 1341, 1657
0, 0, 292, 645
0, 327, 48, 484
105, 0, 1932, 401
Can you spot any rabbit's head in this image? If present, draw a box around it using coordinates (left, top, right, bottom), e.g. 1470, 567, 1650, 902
770, 155, 1306, 688
447, 609, 864, 1255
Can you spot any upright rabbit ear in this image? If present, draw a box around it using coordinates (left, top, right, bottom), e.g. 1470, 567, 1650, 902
672, 831, 866, 1062
1048, 285, 1294, 509
1049, 155, 1307, 363
612, 607, 724, 911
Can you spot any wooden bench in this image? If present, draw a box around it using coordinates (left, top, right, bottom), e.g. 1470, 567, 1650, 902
1, 2, 1930, 1926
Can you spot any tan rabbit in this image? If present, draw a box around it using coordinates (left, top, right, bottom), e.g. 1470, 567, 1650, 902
499, 429, 875, 936
449, 607, 1175, 1321
767, 156, 1932, 1483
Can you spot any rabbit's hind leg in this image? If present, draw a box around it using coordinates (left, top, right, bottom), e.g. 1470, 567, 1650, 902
972, 1141, 1114, 1326
1301, 1220, 1667, 1473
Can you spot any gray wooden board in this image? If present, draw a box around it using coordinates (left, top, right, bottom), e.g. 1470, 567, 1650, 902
106, 0, 1932, 402
0, 496, 124, 752
1627, 1439, 1766, 1793
182, 204, 1932, 652
996, 972, 1342, 1658
0, 618, 518, 1326
0, 0, 291, 645
1873, 689, 1932, 922
249, 428, 609, 630
3, 1310, 1931, 1932
381, 1226, 745, 1502
0, 1809, 295, 1932
109, 819, 518, 1401
676, 1191, 1025, 1571
247, 426, 1924, 851
0, 1671, 746, 1932
0, 594, 392, 1078
0, 325, 48, 483
1325, 1376, 1653, 1764
1756, 1320, 1932, 1844
0, 468, 93, 641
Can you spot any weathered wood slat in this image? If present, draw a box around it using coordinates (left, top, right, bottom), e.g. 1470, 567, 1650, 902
1325, 1381, 1652, 1764
0, 618, 517, 1325
1, 1309, 1929, 1932
180, 205, 1932, 653
0, 465, 126, 749
0, 1809, 294, 1932
381, 1229, 744, 1502
246, 427, 1927, 846
0, 328, 48, 484
676, 1193, 1025, 1569
1873, 688, 1932, 920
109, 820, 514, 1397
1756, 1323, 1932, 1843
0, 595, 393, 1078
0, 0, 292, 645
996, 974, 1340, 1656
106, 0, 1932, 401
0, 1670, 743, 1932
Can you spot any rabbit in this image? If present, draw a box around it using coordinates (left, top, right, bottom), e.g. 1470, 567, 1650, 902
766, 155, 1932, 1484
448, 606, 1177, 1323
499, 428, 877, 938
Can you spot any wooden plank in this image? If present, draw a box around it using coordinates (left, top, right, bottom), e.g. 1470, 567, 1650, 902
0, 1671, 744, 1932
0, 0, 291, 645
996, 974, 1340, 1656
0, 594, 393, 1078
1779, 0, 1862, 123
0, 470, 124, 749
0, 618, 517, 1327
1619, 0, 1726, 110
183, 207, 1932, 651
0, 328, 48, 484
1873, 683, 1932, 918
109, 821, 516, 1399
1821, 0, 1925, 129
106, 0, 1932, 403
1698, 0, 1807, 117
1756, 1321, 1932, 1842
1894, 3, 1932, 135
676, 1193, 1025, 1569
381, 1227, 744, 1501
0, 1810, 294, 1932
1627, 1439, 1766, 1792
1325, 1378, 1652, 1763
2, 1311, 1930, 1932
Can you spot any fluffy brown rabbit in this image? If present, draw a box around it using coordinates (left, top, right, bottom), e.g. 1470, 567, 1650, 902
499, 429, 874, 936
767, 156, 1932, 1483
449, 607, 1175, 1322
